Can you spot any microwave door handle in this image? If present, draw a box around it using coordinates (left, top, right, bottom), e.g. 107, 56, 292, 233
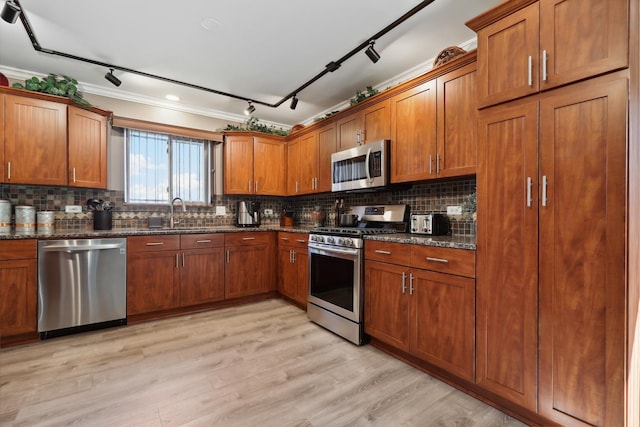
365, 147, 372, 183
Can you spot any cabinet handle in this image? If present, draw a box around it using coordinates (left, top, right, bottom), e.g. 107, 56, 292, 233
145, 242, 165, 246
402, 272, 407, 294
428, 155, 433, 175
361, 129, 365, 143
296, 181, 299, 193
226, 250, 230, 264
280, 237, 290, 241
436, 154, 441, 174
7, 162, 10, 180
296, 239, 306, 243
527, 177, 533, 207
542, 175, 548, 207
374, 249, 391, 255
72, 167, 77, 183
426, 257, 449, 264
255, 181, 258, 193
314, 177, 318, 190
242, 237, 256, 241
542, 49, 548, 82
196, 239, 212, 243
527, 55, 533, 86
182, 253, 185, 267
409, 273, 414, 295
248, 180, 252, 193
292, 250, 296, 263
175, 253, 179, 268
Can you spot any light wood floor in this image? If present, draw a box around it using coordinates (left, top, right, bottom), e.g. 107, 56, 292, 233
0, 299, 526, 427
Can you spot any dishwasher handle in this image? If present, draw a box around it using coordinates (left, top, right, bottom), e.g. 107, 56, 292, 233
41, 243, 125, 252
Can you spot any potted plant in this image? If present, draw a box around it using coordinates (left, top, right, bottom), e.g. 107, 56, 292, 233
12, 74, 92, 107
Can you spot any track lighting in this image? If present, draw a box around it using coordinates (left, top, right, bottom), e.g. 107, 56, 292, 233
244, 101, 255, 116
104, 69, 121, 87
1, 1, 20, 24
289, 95, 298, 110
365, 41, 381, 64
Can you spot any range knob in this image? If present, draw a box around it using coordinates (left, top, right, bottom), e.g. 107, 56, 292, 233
337, 238, 345, 245
326, 236, 335, 244
344, 238, 354, 247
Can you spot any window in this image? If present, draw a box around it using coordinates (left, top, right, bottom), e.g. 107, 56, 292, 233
125, 129, 212, 204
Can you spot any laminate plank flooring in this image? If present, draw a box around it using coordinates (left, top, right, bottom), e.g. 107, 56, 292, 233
0, 299, 526, 427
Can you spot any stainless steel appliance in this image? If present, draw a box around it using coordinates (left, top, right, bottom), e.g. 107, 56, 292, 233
331, 140, 389, 192
37, 238, 127, 338
236, 200, 261, 227
308, 204, 409, 345
410, 213, 450, 235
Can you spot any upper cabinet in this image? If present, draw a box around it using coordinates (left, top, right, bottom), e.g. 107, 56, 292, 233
1, 88, 111, 188
224, 133, 286, 195
287, 121, 336, 196
337, 99, 390, 150
468, 0, 629, 108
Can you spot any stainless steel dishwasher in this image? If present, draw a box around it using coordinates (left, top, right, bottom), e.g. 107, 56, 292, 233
38, 238, 127, 338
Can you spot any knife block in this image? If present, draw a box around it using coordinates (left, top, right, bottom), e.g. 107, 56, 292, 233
93, 211, 112, 230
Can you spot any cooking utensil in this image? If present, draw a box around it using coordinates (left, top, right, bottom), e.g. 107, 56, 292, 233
339, 214, 358, 227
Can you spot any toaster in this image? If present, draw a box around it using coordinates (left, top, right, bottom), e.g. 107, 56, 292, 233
410, 214, 450, 235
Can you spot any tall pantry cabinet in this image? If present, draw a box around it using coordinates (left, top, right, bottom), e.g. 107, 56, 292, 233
468, 0, 630, 425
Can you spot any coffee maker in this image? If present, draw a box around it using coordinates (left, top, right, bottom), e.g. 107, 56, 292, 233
236, 201, 261, 227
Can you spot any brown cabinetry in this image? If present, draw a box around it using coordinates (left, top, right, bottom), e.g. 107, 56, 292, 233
287, 122, 336, 195
224, 133, 286, 195
477, 72, 627, 424
179, 234, 225, 307
277, 232, 309, 306
469, 0, 628, 108
224, 232, 276, 299
68, 106, 108, 189
364, 241, 476, 382
0, 239, 37, 346
337, 99, 390, 150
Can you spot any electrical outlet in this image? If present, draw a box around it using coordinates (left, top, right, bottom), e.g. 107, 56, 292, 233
447, 205, 463, 215
215, 205, 226, 215
264, 209, 274, 215
65, 205, 82, 213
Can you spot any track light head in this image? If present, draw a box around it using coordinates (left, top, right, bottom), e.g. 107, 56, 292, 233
244, 102, 255, 116
105, 69, 121, 87
365, 41, 380, 64
290, 95, 298, 110
1, 1, 20, 24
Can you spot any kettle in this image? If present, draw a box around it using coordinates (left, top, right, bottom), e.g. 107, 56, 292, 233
236, 201, 261, 227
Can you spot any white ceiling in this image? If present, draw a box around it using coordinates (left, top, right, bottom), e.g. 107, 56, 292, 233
0, 0, 501, 128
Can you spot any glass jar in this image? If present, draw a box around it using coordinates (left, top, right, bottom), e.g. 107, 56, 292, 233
310, 205, 326, 227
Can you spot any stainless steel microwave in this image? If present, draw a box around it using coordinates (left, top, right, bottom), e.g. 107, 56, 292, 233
331, 139, 389, 192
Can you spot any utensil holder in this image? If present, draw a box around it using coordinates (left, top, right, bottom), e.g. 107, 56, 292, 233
93, 210, 112, 230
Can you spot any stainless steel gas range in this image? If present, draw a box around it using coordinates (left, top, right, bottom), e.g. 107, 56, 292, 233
307, 204, 409, 345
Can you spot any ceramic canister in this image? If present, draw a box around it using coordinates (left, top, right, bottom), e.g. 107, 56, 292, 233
14, 206, 36, 232
0, 200, 10, 232
37, 211, 55, 234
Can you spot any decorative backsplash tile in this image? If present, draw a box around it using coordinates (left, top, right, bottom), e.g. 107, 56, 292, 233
1, 177, 476, 236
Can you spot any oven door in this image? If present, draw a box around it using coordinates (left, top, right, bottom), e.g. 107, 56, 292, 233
308, 243, 362, 323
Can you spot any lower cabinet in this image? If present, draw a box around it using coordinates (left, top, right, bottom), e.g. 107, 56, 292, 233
277, 232, 309, 306
179, 234, 225, 306
365, 241, 476, 382
224, 232, 276, 299
0, 239, 38, 346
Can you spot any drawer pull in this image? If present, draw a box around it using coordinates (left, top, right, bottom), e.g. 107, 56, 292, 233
196, 239, 212, 243
280, 237, 290, 241
242, 237, 256, 241
375, 250, 392, 255
146, 242, 165, 246
296, 239, 306, 243
426, 257, 449, 264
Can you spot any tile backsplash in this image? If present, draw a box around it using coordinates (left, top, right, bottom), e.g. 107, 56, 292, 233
0, 177, 476, 236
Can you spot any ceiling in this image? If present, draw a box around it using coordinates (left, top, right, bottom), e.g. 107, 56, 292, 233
0, 0, 501, 128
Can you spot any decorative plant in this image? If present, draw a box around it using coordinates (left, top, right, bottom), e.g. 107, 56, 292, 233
12, 74, 92, 107
350, 86, 379, 105
221, 116, 290, 136
313, 110, 341, 122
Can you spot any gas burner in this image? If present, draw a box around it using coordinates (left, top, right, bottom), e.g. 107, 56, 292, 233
312, 227, 398, 236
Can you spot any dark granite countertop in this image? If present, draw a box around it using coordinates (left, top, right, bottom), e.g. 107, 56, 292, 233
364, 233, 476, 250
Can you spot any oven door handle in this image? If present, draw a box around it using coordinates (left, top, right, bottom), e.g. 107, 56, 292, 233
365, 147, 373, 183
309, 245, 359, 258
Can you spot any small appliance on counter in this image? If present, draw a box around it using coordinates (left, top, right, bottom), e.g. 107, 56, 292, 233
280, 205, 294, 226
236, 200, 261, 227
410, 213, 450, 235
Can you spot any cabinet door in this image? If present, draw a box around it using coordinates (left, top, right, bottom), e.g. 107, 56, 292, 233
361, 99, 390, 144
3, 95, 67, 185
538, 74, 626, 427
180, 247, 225, 306
297, 132, 318, 194
410, 269, 475, 382
225, 243, 271, 299
476, 98, 539, 410
0, 95, 5, 181
278, 246, 297, 298
316, 122, 336, 192
287, 137, 301, 195
294, 249, 308, 305
539, 0, 628, 91
336, 113, 360, 150
436, 64, 477, 178
390, 80, 437, 183
254, 136, 286, 195
127, 251, 180, 315
224, 135, 254, 194
476, 3, 539, 108
0, 259, 37, 337
364, 260, 410, 352
68, 106, 108, 189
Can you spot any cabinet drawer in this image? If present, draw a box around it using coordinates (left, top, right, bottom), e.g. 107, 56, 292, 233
278, 232, 308, 249
180, 233, 224, 249
410, 245, 475, 278
0, 239, 37, 260
128, 235, 180, 253
365, 241, 410, 266
224, 232, 272, 246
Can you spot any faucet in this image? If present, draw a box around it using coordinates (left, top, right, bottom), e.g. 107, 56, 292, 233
170, 197, 186, 228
